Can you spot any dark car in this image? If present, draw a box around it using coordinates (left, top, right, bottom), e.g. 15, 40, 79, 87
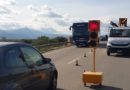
0, 42, 58, 90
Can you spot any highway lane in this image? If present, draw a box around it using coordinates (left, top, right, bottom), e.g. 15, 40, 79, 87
43, 46, 130, 90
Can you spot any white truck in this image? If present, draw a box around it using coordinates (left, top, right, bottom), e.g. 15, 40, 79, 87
107, 27, 130, 56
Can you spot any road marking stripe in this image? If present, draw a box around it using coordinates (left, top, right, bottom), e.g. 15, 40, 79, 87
67, 57, 80, 64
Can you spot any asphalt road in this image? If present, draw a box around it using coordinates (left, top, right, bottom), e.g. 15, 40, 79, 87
43, 44, 130, 90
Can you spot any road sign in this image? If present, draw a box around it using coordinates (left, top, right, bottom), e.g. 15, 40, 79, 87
119, 18, 127, 26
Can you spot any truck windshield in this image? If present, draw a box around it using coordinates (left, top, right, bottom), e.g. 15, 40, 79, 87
73, 29, 88, 36
72, 23, 88, 36
110, 29, 130, 37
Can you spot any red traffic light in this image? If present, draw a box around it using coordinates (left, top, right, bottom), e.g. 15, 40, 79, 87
89, 20, 100, 32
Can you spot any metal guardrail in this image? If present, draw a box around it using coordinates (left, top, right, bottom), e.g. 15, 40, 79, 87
34, 42, 72, 53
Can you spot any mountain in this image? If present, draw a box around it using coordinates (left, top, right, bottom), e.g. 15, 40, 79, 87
0, 27, 70, 39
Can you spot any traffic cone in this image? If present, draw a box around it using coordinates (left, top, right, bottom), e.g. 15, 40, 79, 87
84, 53, 87, 57
75, 60, 79, 66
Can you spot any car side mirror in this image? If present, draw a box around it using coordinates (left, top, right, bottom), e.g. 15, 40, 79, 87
38, 58, 52, 65
44, 58, 52, 63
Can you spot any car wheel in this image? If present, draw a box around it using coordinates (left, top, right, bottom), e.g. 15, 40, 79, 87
48, 75, 57, 90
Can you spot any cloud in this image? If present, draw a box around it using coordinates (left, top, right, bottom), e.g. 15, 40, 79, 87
0, 21, 22, 30
0, 6, 12, 14
36, 11, 62, 18
30, 5, 77, 28
0, 3, 82, 34
98, 16, 119, 24
54, 19, 70, 26
7, 0, 16, 5
54, 16, 84, 27
0, 0, 16, 6
0, 0, 17, 16
27, 5, 39, 12
32, 5, 62, 18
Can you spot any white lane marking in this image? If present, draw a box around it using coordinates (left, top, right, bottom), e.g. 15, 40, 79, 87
67, 57, 80, 64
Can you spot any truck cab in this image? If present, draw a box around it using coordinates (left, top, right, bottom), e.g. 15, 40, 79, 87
70, 22, 89, 47
107, 27, 130, 56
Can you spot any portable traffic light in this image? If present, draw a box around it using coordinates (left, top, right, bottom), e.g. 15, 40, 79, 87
88, 20, 100, 47
119, 18, 127, 27
82, 20, 103, 86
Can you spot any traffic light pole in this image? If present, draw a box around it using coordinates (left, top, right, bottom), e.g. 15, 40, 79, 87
93, 48, 96, 72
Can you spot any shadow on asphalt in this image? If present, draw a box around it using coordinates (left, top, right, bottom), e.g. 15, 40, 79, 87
73, 41, 107, 48
98, 42, 107, 48
76, 46, 89, 48
57, 88, 66, 90
111, 53, 130, 58
90, 85, 123, 90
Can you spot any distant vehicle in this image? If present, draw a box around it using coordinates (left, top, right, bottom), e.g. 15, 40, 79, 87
100, 35, 108, 41
107, 27, 130, 56
0, 42, 58, 90
70, 22, 89, 47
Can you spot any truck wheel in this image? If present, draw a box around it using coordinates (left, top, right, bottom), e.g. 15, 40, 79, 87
107, 50, 110, 56
85, 44, 89, 47
99, 83, 102, 87
76, 44, 80, 47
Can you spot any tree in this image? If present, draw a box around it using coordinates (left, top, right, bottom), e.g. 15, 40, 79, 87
21, 39, 33, 44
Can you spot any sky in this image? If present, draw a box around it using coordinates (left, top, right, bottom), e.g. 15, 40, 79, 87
0, 0, 130, 35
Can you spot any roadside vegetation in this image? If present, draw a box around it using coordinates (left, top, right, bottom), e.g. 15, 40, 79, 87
20, 36, 69, 52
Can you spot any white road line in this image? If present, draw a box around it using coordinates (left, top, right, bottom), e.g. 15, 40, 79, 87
67, 57, 80, 64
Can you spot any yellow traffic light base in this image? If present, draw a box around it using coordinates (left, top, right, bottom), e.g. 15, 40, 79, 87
82, 71, 103, 86
82, 48, 103, 86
